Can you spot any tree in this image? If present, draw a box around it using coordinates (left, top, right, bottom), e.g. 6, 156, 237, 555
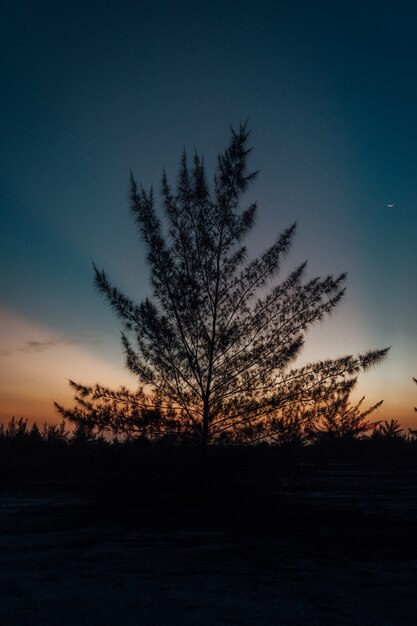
56, 123, 388, 448
408, 377, 417, 440
372, 419, 404, 440
304, 393, 383, 443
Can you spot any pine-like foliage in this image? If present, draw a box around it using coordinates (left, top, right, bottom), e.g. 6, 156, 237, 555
372, 418, 404, 439
56, 124, 388, 447
304, 394, 383, 442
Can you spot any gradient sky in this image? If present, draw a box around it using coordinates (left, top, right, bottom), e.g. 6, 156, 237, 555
1, 0, 416, 427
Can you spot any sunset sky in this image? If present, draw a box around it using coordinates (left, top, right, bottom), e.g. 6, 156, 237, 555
1, 0, 416, 427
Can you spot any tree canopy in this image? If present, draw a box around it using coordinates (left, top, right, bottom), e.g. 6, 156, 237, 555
56, 123, 388, 447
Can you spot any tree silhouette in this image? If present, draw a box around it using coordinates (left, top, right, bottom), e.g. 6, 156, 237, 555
305, 393, 383, 443
373, 418, 404, 440
56, 124, 388, 448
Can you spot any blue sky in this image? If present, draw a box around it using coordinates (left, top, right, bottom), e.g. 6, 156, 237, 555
1, 0, 416, 424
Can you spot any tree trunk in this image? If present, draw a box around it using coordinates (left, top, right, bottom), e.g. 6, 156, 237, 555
201, 400, 210, 452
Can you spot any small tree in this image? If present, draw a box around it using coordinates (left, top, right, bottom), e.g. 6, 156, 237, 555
0, 417, 29, 442
372, 419, 404, 440
305, 394, 383, 443
41, 421, 69, 445
56, 124, 388, 448
407, 377, 417, 440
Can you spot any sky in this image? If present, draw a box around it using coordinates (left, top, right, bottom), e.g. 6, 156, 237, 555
1, 0, 416, 427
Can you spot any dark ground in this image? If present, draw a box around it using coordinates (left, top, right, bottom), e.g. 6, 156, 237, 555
1, 446, 417, 625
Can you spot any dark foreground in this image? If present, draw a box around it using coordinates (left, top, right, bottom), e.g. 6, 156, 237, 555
1, 446, 417, 625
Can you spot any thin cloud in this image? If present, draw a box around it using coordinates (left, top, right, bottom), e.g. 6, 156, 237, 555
0, 333, 101, 357
18, 336, 76, 354
19, 338, 74, 353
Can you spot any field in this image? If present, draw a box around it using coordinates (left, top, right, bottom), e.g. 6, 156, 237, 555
1, 447, 417, 625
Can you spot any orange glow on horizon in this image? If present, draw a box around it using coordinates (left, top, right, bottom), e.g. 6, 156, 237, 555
0, 307, 136, 425
0, 306, 415, 430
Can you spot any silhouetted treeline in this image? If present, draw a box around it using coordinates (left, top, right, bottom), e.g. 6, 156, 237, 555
1, 414, 417, 492
2, 415, 417, 530
1, 415, 416, 450
0, 417, 105, 446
